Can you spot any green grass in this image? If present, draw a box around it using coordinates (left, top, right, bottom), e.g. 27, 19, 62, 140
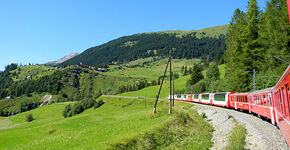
109, 104, 213, 150
0, 93, 44, 114
0, 96, 214, 150
154, 24, 229, 38
118, 74, 191, 98
105, 58, 200, 81
0, 96, 171, 149
118, 63, 226, 98
225, 122, 247, 150
10, 65, 55, 82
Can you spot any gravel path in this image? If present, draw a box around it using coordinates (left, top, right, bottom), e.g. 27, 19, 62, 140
40, 95, 52, 107
192, 103, 289, 150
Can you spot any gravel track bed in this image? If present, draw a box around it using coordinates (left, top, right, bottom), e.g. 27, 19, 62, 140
192, 103, 289, 150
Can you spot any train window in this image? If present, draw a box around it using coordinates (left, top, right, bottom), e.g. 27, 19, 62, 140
202, 94, 209, 100
177, 95, 181, 98
283, 85, 289, 116
279, 89, 285, 115
183, 95, 187, 99
286, 84, 290, 116
194, 94, 199, 99
214, 93, 226, 101
245, 96, 248, 102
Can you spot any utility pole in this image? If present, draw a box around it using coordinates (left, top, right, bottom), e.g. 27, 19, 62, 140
153, 49, 172, 114
191, 86, 193, 94
173, 75, 175, 107
169, 57, 172, 114
211, 82, 214, 93
253, 69, 256, 91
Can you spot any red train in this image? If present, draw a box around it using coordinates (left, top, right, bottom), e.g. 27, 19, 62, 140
172, 65, 290, 146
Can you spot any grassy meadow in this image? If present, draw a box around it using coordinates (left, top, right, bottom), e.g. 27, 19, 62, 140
118, 64, 226, 98
105, 58, 200, 81
0, 97, 170, 149
10, 65, 55, 82
0, 96, 214, 150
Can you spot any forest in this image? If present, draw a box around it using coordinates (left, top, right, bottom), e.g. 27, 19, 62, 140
60, 32, 226, 66
178, 0, 290, 94
224, 0, 290, 92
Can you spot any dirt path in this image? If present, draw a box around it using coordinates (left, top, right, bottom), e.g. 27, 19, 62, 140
40, 95, 52, 107
192, 103, 289, 150
0, 119, 12, 130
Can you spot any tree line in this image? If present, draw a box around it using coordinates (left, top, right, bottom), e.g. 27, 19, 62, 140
60, 33, 226, 67
224, 0, 290, 92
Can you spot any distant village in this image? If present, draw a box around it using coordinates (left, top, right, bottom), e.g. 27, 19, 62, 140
73, 62, 110, 72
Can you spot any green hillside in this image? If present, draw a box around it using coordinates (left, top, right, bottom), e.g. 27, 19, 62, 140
10, 65, 55, 82
59, 25, 227, 67
105, 58, 200, 81
0, 97, 213, 149
156, 24, 229, 38
119, 64, 226, 98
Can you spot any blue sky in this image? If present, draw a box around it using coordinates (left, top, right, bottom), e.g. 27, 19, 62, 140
0, 0, 267, 71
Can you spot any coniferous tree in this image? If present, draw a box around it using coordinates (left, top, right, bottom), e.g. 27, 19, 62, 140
206, 63, 220, 82
188, 64, 204, 85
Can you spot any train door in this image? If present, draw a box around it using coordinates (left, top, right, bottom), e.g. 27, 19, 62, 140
284, 84, 290, 118
269, 93, 275, 125
235, 96, 237, 110
279, 89, 285, 116
281, 87, 288, 117
286, 84, 290, 116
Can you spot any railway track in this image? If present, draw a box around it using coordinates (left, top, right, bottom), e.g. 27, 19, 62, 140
104, 95, 289, 149
193, 102, 289, 150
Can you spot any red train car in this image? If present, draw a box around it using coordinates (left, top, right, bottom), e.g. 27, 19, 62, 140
213, 92, 236, 108
192, 94, 201, 103
272, 65, 290, 145
229, 93, 249, 111
200, 93, 214, 105
248, 88, 276, 124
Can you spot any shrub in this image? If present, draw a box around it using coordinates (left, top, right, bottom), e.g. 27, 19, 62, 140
63, 98, 99, 118
63, 104, 72, 118
201, 112, 207, 119
26, 114, 34, 122
94, 99, 104, 109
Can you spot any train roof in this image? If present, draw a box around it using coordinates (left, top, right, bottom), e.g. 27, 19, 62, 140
248, 87, 273, 95
274, 65, 290, 88
231, 92, 249, 95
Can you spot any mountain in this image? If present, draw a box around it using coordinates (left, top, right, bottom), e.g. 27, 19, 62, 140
60, 25, 228, 67
46, 53, 79, 66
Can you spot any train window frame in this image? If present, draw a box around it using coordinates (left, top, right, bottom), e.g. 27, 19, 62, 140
202, 94, 210, 100
283, 85, 289, 117
214, 93, 226, 101
279, 89, 285, 115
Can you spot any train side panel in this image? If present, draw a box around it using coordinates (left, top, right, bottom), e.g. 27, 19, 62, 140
273, 65, 290, 146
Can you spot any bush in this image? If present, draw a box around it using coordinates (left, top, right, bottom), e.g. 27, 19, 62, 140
63, 104, 72, 118
26, 114, 34, 122
63, 98, 97, 118
94, 99, 104, 109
